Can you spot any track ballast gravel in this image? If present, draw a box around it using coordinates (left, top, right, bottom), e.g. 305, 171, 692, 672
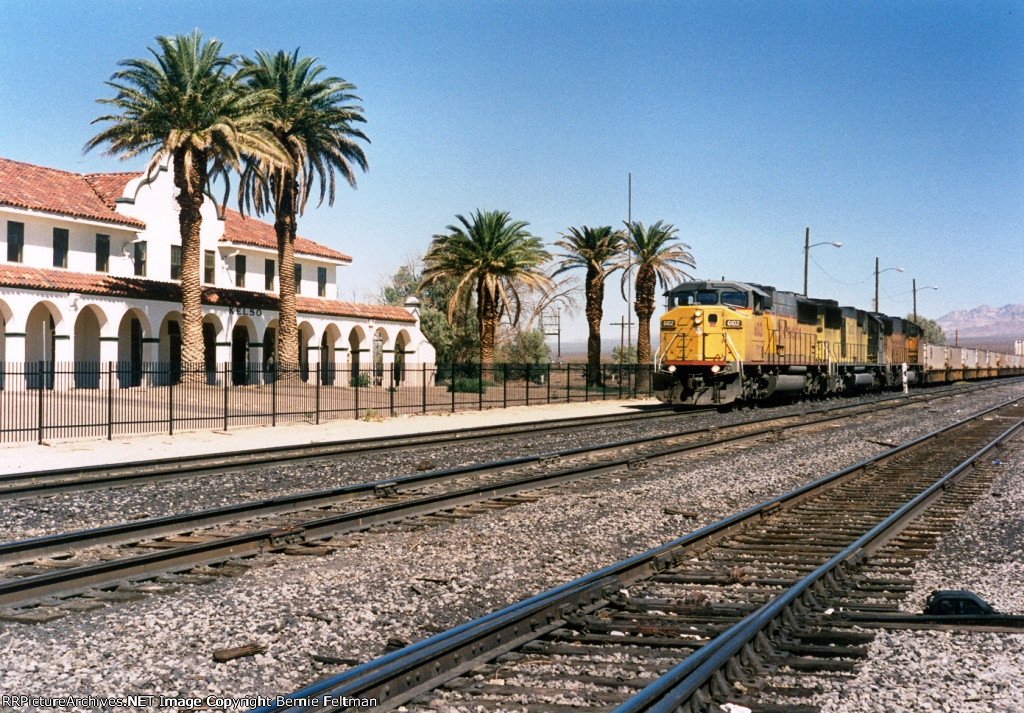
0, 383, 1021, 712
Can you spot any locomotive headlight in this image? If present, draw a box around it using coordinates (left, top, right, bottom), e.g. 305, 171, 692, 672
694, 310, 702, 317
711, 365, 721, 373
667, 365, 676, 373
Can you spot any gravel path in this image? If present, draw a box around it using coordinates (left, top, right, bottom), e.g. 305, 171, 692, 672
0, 382, 1020, 712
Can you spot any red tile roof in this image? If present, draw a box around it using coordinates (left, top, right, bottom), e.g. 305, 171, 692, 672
73, 162, 352, 263
0, 264, 416, 324
221, 208, 352, 262
0, 158, 145, 229
84, 172, 139, 210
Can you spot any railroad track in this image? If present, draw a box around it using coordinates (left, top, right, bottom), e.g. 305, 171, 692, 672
0, 384, 989, 614
2, 380, 1013, 502
249, 396, 1024, 712
0, 405, 687, 500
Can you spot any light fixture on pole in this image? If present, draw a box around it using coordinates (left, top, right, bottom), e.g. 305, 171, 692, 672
873, 258, 904, 312
911, 279, 938, 322
802, 227, 842, 296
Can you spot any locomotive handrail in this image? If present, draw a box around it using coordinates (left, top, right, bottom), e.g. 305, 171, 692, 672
656, 332, 681, 370
723, 333, 743, 376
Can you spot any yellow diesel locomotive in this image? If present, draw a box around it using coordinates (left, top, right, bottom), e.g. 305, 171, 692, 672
653, 280, 1022, 406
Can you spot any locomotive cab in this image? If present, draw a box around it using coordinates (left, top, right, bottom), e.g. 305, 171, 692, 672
656, 281, 768, 405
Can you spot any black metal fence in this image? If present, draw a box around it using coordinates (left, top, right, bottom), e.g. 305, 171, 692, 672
0, 361, 654, 444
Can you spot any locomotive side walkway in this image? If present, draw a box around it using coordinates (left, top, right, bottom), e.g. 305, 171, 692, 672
0, 398, 657, 475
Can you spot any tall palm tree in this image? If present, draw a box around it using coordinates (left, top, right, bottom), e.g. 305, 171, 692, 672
86, 31, 281, 370
421, 210, 551, 367
621, 220, 696, 387
553, 225, 624, 385
238, 49, 369, 372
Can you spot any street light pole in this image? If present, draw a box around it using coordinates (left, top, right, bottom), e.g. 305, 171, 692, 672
803, 227, 809, 297
874, 260, 905, 312
802, 229, 842, 297
874, 257, 879, 312
911, 280, 939, 323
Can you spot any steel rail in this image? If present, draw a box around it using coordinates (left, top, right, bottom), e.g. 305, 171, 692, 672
1, 379, 1008, 500
0, 383, 969, 571
0, 406, 684, 498
252, 395, 1023, 712
0, 388, 940, 606
615, 403, 1024, 713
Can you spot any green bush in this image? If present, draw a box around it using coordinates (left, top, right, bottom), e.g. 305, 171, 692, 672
448, 375, 493, 393
350, 373, 370, 387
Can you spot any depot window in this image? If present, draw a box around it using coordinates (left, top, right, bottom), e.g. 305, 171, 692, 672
96, 234, 110, 272
7, 221, 24, 263
53, 228, 69, 268
203, 250, 215, 284
235, 254, 246, 288
170, 245, 182, 280
133, 240, 147, 277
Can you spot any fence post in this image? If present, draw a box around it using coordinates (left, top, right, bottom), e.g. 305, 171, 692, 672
450, 367, 455, 413
223, 362, 229, 432
478, 364, 483, 411
547, 362, 551, 403
168, 373, 174, 436
389, 365, 395, 418
271, 367, 277, 427
107, 362, 113, 440
422, 363, 427, 414
36, 361, 44, 444
525, 364, 530, 406
315, 360, 321, 425
502, 364, 507, 409
585, 366, 589, 402
618, 362, 623, 400
566, 364, 571, 403
354, 370, 360, 419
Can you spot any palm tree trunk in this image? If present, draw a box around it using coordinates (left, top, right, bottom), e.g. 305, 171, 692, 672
585, 268, 604, 386
275, 172, 300, 376
174, 149, 207, 381
634, 267, 656, 391
478, 281, 498, 369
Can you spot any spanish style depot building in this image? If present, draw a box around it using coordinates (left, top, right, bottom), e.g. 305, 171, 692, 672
0, 156, 434, 387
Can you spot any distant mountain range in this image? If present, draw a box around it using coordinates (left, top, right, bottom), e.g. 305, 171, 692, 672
936, 304, 1024, 351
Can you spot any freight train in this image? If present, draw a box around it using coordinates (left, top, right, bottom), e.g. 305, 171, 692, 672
653, 280, 1023, 407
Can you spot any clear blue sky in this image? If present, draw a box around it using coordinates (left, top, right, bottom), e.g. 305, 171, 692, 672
1, 1, 1021, 344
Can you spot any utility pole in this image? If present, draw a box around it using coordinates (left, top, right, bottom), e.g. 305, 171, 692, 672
626, 173, 633, 362
611, 315, 633, 365
540, 309, 562, 366
874, 257, 879, 312
803, 229, 840, 298
803, 227, 810, 297
874, 259, 903, 313
913, 278, 917, 323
